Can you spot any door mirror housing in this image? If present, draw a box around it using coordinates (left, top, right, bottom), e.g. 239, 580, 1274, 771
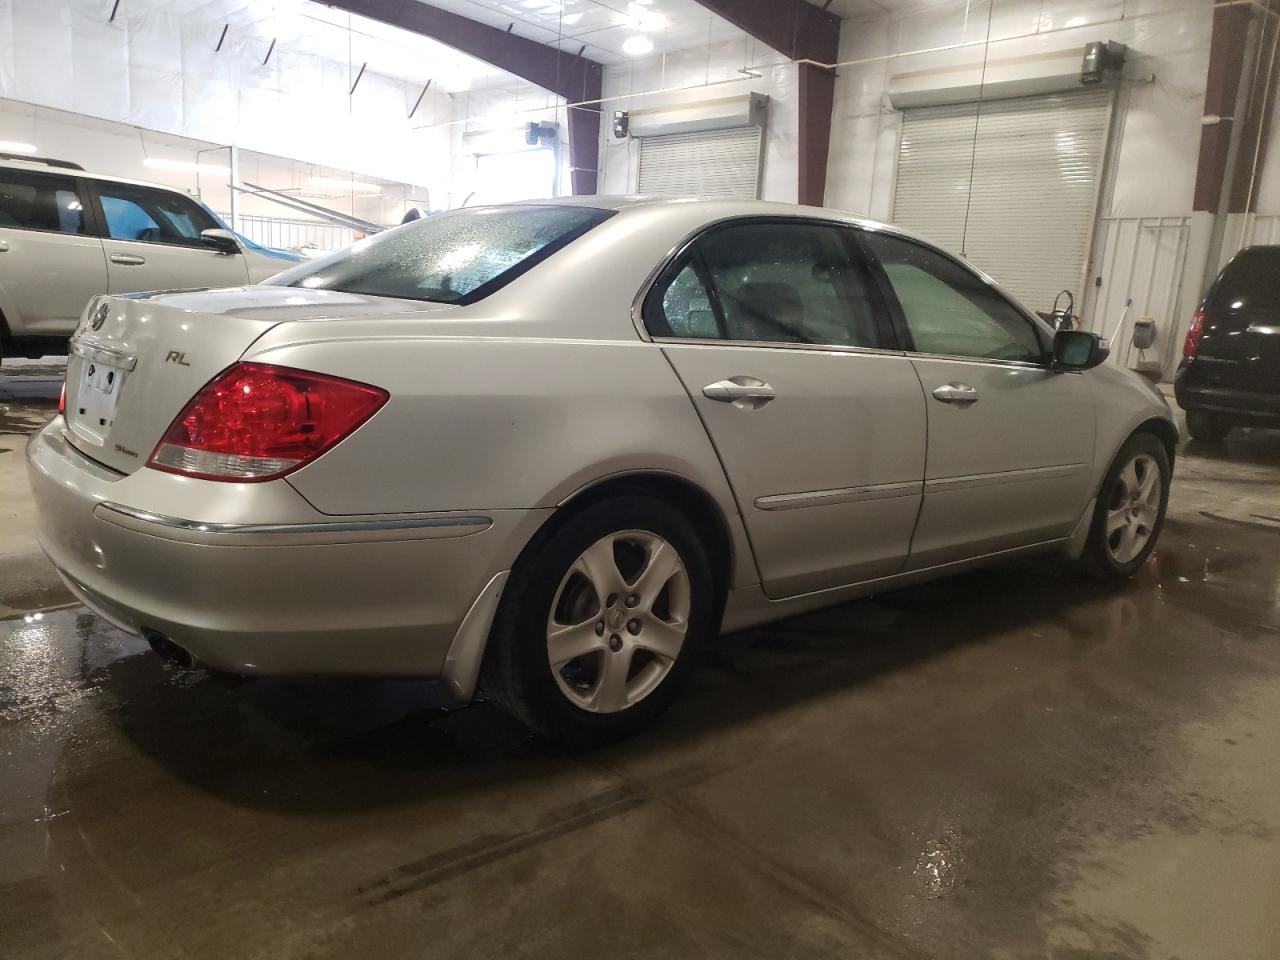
200, 228, 240, 255
1053, 329, 1110, 370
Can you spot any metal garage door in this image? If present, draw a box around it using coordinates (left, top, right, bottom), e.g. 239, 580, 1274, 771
893, 90, 1112, 315
638, 127, 763, 199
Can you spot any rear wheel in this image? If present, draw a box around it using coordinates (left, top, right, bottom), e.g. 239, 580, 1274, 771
1079, 432, 1170, 580
1185, 410, 1231, 442
481, 495, 714, 746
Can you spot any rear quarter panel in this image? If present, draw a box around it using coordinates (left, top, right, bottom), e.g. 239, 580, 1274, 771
250, 334, 749, 576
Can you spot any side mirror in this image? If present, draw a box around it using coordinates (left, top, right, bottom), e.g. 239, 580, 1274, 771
1053, 329, 1110, 371
200, 228, 240, 255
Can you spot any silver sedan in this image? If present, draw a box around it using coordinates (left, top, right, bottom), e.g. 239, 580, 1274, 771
27, 198, 1176, 744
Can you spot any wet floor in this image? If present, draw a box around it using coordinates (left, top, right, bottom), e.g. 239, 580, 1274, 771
2, 382, 1279, 958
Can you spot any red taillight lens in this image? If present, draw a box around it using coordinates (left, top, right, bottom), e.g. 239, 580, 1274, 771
58, 383, 66, 416
147, 362, 388, 482
1183, 308, 1205, 359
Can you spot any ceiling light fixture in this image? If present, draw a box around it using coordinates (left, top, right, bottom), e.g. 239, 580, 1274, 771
143, 157, 231, 175
622, 35, 655, 57
0, 140, 39, 154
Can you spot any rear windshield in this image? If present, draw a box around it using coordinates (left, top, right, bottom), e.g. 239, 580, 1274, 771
265, 204, 613, 304
1211, 246, 1280, 312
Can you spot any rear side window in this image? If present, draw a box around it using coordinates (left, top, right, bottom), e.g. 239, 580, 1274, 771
646, 220, 885, 348
266, 205, 613, 304
1211, 247, 1280, 312
97, 183, 218, 246
0, 171, 86, 234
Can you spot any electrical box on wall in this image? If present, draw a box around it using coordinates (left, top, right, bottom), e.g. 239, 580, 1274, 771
525, 121, 557, 146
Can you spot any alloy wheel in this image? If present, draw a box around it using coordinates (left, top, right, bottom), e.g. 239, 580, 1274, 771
1105, 452, 1162, 564
546, 530, 691, 714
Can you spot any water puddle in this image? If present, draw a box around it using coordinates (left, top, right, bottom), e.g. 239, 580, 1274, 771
912, 829, 965, 899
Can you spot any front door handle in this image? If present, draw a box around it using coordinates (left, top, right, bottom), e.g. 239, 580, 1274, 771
932, 383, 979, 404
110, 253, 146, 266
703, 377, 776, 409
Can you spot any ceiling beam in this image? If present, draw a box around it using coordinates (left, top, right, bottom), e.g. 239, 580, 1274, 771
315, 0, 603, 194
690, 0, 840, 207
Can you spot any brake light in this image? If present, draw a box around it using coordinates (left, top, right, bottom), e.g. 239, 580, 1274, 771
58, 383, 66, 416
1183, 308, 1205, 359
147, 362, 388, 482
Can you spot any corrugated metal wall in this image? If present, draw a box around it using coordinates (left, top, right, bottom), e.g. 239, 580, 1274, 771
1083, 216, 1192, 376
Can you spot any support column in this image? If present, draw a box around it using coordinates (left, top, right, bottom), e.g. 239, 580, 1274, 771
798, 62, 836, 207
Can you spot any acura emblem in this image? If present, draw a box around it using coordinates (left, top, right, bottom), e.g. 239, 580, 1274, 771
91, 302, 110, 330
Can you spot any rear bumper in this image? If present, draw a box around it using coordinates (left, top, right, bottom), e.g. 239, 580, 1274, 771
1174, 376, 1280, 424
25, 419, 547, 677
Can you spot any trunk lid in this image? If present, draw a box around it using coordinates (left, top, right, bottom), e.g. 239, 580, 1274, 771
62, 286, 425, 475
1196, 247, 1280, 395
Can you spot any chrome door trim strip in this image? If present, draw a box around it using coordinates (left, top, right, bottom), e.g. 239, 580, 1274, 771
69, 339, 138, 371
924, 463, 1088, 492
98, 501, 491, 535
755, 480, 922, 511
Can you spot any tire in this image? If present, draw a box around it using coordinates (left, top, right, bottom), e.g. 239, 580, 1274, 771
1185, 410, 1231, 442
1078, 432, 1171, 581
481, 494, 715, 747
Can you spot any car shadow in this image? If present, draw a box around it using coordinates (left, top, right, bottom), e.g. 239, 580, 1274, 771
82, 552, 1170, 817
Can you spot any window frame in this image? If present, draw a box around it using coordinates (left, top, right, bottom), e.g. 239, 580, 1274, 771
851, 226, 1054, 368
638, 215, 902, 354
0, 168, 97, 237
86, 180, 222, 250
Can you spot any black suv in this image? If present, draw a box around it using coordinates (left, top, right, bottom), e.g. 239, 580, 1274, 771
1175, 245, 1280, 441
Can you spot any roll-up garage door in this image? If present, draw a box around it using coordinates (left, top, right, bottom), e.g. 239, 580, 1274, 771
892, 90, 1112, 314
637, 127, 763, 199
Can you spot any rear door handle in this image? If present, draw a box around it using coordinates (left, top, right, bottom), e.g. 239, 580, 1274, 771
932, 383, 979, 404
0, 240, 9, 253
110, 254, 146, 266
703, 377, 776, 409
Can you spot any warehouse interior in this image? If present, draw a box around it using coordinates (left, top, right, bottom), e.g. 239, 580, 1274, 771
2, 1, 1279, 958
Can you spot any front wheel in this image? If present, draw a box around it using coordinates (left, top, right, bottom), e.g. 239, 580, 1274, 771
481, 495, 715, 746
1078, 432, 1171, 580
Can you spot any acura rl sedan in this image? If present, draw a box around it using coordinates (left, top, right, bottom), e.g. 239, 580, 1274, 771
27, 198, 1177, 744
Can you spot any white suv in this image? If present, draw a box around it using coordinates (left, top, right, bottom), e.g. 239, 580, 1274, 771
0, 155, 299, 362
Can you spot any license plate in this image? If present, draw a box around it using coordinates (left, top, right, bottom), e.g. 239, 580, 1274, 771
75, 359, 126, 436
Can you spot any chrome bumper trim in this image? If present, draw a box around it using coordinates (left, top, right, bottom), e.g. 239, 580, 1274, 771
98, 501, 491, 536
69, 339, 138, 371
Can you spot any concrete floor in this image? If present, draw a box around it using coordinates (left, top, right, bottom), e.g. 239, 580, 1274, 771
2, 367, 1279, 960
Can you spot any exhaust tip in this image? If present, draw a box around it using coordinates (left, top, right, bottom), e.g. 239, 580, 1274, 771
142, 629, 194, 669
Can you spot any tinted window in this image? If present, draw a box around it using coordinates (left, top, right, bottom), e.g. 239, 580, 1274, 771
0, 171, 86, 234
655, 260, 720, 338
863, 231, 1043, 362
650, 221, 883, 348
266, 205, 612, 304
98, 184, 217, 246
1211, 246, 1280, 313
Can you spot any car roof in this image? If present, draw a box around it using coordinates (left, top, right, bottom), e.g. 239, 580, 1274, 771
0, 155, 202, 195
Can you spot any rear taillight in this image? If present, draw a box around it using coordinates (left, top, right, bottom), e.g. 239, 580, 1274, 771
147, 362, 388, 482
58, 383, 66, 416
1183, 307, 1205, 359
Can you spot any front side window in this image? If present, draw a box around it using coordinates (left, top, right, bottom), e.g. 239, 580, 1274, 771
98, 184, 218, 246
647, 220, 884, 348
0, 171, 86, 235
266, 205, 613, 304
861, 231, 1043, 363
